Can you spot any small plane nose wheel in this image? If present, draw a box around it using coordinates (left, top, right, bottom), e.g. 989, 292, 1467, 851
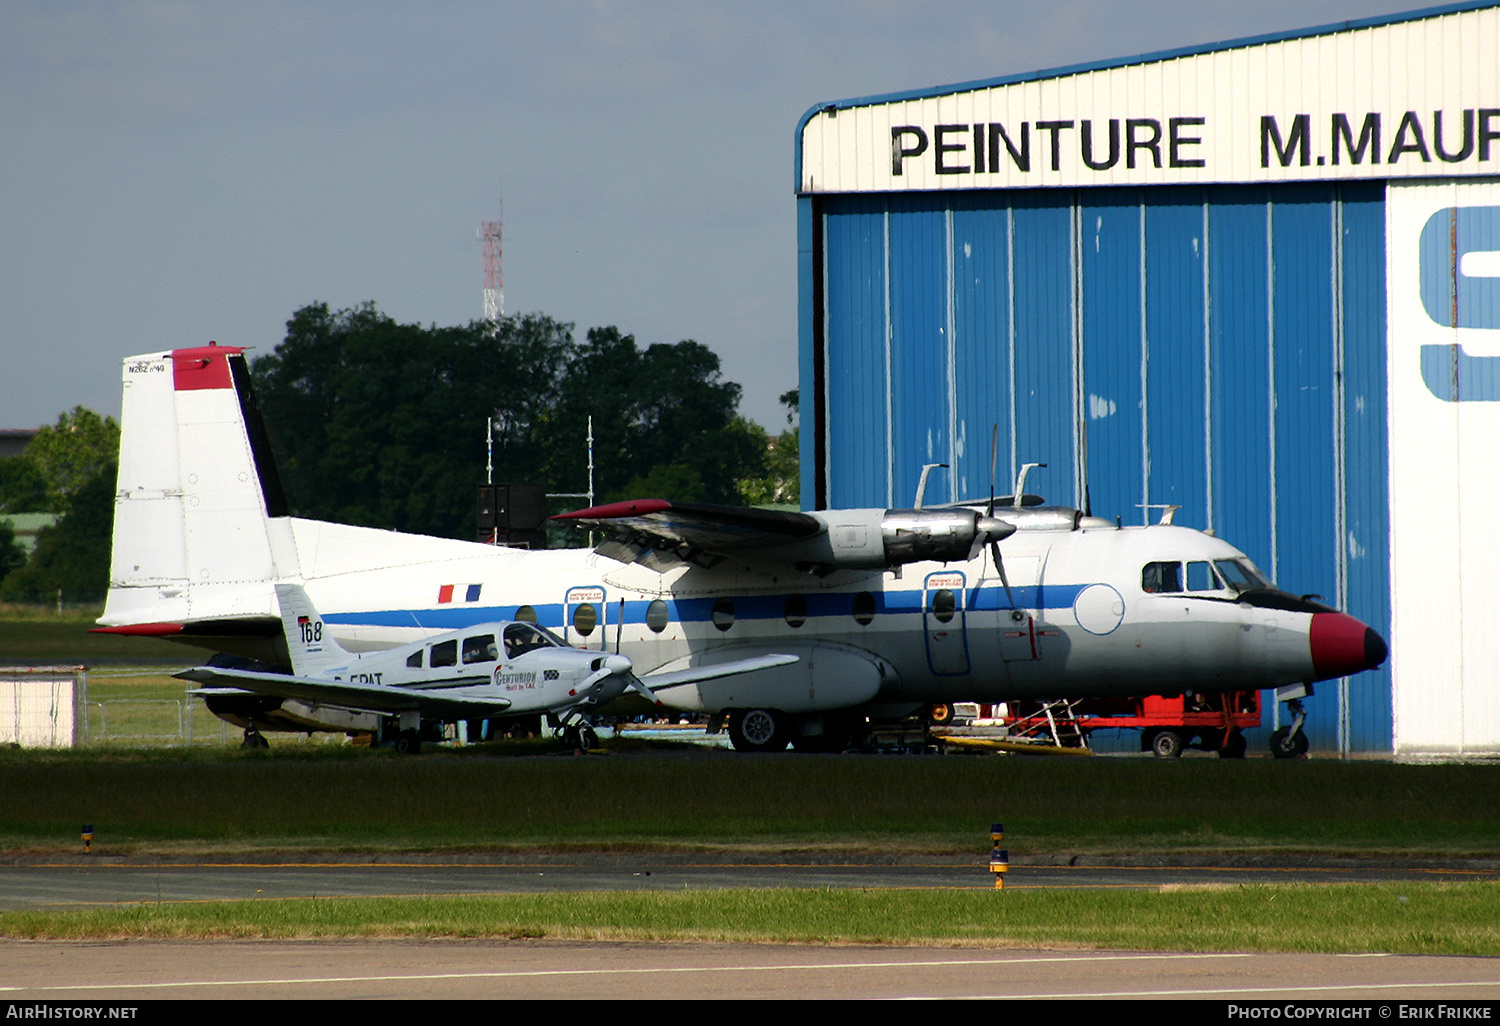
1269, 698, 1310, 759
561, 723, 599, 753
241, 718, 269, 750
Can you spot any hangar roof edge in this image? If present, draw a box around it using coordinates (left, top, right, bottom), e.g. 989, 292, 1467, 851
793, 1, 1498, 188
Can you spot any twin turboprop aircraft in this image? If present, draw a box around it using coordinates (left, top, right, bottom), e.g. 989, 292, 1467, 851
177, 584, 796, 752
97, 345, 1388, 754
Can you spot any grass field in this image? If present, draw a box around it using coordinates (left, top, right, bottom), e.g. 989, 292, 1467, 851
2, 746, 1497, 857
0, 608, 185, 665
2, 883, 1496, 956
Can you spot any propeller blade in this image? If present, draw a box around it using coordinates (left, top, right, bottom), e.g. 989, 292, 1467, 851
575, 653, 634, 697
623, 672, 664, 707
987, 423, 999, 519
991, 539, 1018, 613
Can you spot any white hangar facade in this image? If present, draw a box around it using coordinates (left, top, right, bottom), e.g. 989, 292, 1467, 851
794, 2, 1500, 756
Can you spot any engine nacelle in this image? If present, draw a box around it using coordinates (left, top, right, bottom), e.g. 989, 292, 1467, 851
762, 507, 1016, 571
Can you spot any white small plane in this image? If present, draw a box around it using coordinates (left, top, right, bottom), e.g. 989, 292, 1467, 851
98, 345, 1387, 756
178, 583, 796, 752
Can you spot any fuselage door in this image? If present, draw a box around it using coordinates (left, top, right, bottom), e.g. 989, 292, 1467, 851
923, 571, 970, 676
564, 585, 608, 650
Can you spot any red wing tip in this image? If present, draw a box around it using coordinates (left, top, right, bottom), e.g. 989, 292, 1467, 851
552, 499, 672, 521
90, 623, 185, 636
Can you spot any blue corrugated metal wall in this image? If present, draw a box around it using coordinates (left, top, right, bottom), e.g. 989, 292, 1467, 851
812, 182, 1391, 753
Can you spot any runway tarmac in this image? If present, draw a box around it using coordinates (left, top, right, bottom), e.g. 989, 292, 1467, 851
2, 852, 1497, 910
3, 940, 1500, 999
3, 855, 1498, 1000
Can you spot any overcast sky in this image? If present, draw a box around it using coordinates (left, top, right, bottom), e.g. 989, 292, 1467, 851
1, 0, 1424, 433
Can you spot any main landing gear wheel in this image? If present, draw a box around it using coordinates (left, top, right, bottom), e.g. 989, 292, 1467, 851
240, 726, 269, 750
394, 729, 422, 755
728, 708, 788, 752
1217, 729, 1248, 759
565, 725, 599, 753
1146, 728, 1184, 759
1269, 725, 1309, 759
928, 703, 955, 726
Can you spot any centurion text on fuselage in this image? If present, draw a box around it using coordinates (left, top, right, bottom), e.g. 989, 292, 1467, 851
95, 345, 1386, 752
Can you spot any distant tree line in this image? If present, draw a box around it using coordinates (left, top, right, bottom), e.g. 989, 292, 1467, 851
0, 303, 798, 603
252, 302, 796, 540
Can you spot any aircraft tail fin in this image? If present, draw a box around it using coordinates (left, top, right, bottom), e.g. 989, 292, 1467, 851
101, 346, 299, 629
274, 583, 350, 676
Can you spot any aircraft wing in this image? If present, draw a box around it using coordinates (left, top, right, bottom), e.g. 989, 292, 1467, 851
177, 667, 513, 716
637, 653, 799, 692
551, 499, 822, 568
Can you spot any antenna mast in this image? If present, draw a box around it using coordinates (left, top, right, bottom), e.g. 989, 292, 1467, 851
480, 204, 504, 323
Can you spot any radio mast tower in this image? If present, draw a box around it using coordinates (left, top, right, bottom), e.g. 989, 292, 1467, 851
480, 206, 503, 323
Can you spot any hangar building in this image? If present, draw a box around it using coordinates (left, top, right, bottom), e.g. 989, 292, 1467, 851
794, 2, 1500, 756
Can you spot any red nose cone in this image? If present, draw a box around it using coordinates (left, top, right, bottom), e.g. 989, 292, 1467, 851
1310, 612, 1388, 680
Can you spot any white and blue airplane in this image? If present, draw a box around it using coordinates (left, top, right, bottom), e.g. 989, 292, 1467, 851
177, 583, 796, 753
98, 344, 1387, 755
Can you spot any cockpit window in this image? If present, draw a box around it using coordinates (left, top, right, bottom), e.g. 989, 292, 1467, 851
462, 634, 498, 664
1215, 559, 1269, 592
503, 622, 557, 659
1186, 561, 1219, 592
1142, 561, 1182, 593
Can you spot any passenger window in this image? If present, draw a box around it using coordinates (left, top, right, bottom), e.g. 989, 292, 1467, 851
931, 589, 957, 623
712, 598, 735, 632
784, 594, 807, 629
406, 651, 423, 669
430, 640, 457, 667
852, 591, 876, 626
1142, 562, 1182, 593
463, 634, 497, 664
1186, 562, 1219, 592
646, 599, 670, 633
572, 602, 597, 637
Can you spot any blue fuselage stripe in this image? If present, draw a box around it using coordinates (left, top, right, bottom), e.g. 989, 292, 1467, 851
320, 584, 1090, 632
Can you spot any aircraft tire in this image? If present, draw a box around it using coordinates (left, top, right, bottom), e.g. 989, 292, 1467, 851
728, 708, 789, 752
928, 703, 955, 726
578, 726, 599, 753
394, 730, 422, 755
1217, 729, 1248, 759
241, 730, 269, 750
1146, 729, 1185, 759
1269, 726, 1309, 759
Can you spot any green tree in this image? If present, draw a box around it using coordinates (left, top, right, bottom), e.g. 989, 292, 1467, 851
0, 456, 48, 514
0, 407, 122, 603
737, 389, 800, 506
24, 407, 120, 513
0, 464, 116, 603
0, 520, 26, 584
250, 303, 768, 540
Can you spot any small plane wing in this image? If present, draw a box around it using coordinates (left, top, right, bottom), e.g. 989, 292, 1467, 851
176, 666, 513, 716
552, 499, 822, 568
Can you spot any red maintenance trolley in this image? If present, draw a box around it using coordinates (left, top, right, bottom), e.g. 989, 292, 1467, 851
998, 691, 1261, 758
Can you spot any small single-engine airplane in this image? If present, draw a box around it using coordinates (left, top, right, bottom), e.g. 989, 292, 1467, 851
177, 584, 796, 752
98, 345, 1387, 755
